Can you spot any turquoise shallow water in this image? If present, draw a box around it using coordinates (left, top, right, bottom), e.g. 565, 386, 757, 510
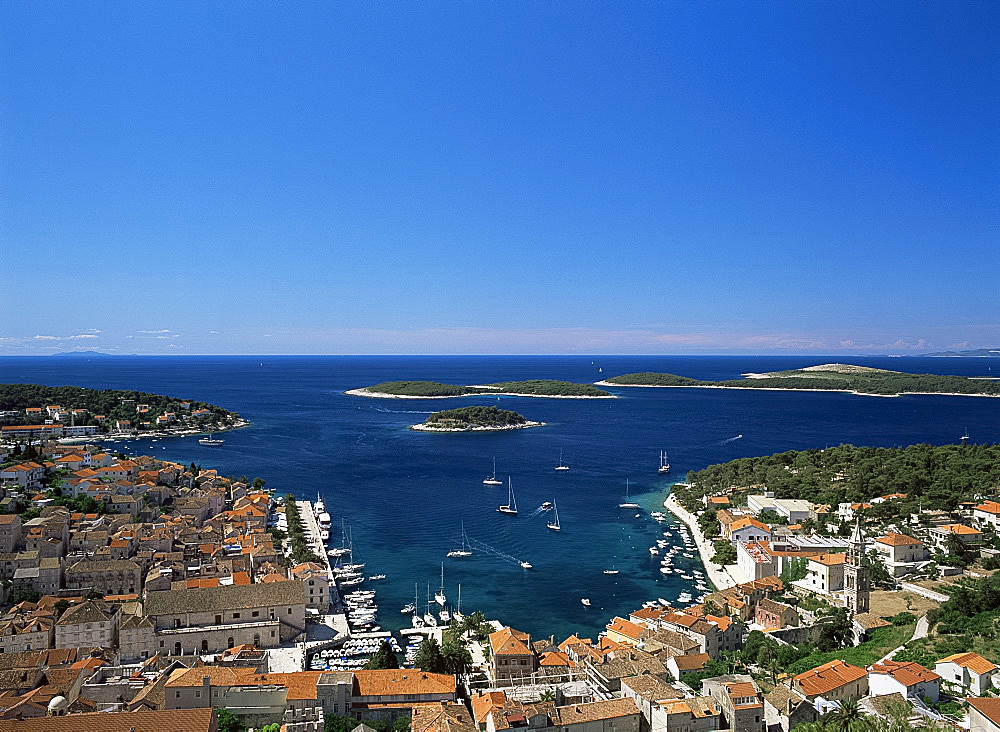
2, 354, 997, 639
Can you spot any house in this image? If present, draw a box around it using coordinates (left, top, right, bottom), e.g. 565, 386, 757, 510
0, 514, 22, 553
737, 541, 775, 581
873, 533, 928, 576
652, 696, 721, 732
746, 495, 812, 523
412, 701, 478, 732
65, 559, 142, 596
727, 517, 772, 545
606, 617, 645, 646
972, 501, 1000, 529
935, 652, 996, 695
290, 562, 330, 611
0, 462, 45, 490
791, 660, 868, 703
867, 661, 940, 702
144, 581, 307, 656
54, 600, 120, 649
666, 653, 710, 680
352, 669, 457, 722
702, 675, 763, 732
800, 554, 846, 595
488, 627, 536, 685
754, 598, 799, 630
119, 614, 156, 662
555, 698, 641, 732
619, 673, 685, 731
929, 524, 982, 550
837, 503, 872, 521
763, 684, 816, 732
968, 697, 1000, 732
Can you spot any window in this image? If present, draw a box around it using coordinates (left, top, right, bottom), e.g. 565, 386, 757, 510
233, 612, 241, 619
252, 611, 259, 618
287, 608, 292, 614
228, 636, 235, 648
176, 691, 181, 698
202, 640, 209, 652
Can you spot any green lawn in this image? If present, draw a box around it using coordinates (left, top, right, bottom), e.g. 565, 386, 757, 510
785, 623, 915, 675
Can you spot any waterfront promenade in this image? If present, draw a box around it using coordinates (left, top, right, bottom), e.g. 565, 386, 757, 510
662, 491, 749, 591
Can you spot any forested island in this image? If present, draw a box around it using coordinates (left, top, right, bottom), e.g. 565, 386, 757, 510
410, 405, 543, 432
0, 383, 245, 435
599, 363, 1000, 397
348, 379, 612, 399
673, 442, 1000, 514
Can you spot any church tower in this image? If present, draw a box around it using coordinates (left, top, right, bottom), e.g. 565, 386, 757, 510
844, 519, 870, 615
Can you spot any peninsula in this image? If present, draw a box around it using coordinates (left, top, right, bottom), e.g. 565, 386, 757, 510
0, 382, 247, 439
410, 405, 544, 432
598, 363, 1000, 397
348, 379, 613, 399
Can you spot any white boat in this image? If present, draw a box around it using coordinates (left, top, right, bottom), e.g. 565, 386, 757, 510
320, 529, 330, 541
547, 501, 561, 531
660, 567, 673, 574
498, 477, 518, 515
619, 479, 639, 509
581, 598, 591, 606
540, 501, 553, 510
483, 457, 503, 486
453, 584, 464, 621
603, 569, 619, 575
199, 434, 224, 446
658, 450, 671, 474
519, 560, 532, 569
649, 547, 659, 555
658, 598, 670, 606
315, 493, 326, 515
677, 592, 693, 604
368, 574, 386, 581
439, 608, 451, 623
434, 564, 447, 606
555, 449, 569, 471
446, 521, 473, 558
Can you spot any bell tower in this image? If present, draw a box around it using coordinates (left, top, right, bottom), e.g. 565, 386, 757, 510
844, 519, 870, 615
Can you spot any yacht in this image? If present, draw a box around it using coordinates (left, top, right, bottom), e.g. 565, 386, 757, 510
540, 501, 553, 510
498, 477, 518, 515
198, 434, 224, 446
619, 479, 639, 509
581, 598, 591, 606
446, 521, 473, 558
439, 607, 451, 623
677, 591, 693, 604
519, 560, 532, 569
555, 449, 569, 471
434, 564, 447, 606
368, 574, 386, 581
453, 584, 464, 622
546, 501, 561, 531
658, 450, 671, 474
483, 457, 503, 486
603, 569, 619, 575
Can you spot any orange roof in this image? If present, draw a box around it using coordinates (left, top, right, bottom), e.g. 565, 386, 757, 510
938, 652, 996, 675
672, 653, 710, 671
809, 553, 846, 566
489, 627, 532, 656
939, 523, 981, 535
606, 617, 643, 641
729, 516, 771, 533
880, 493, 907, 500
869, 661, 940, 686
709, 497, 730, 505
539, 651, 575, 667
472, 691, 508, 723
968, 697, 1000, 727
975, 500, 1000, 516
794, 659, 867, 696
353, 669, 456, 697
876, 532, 922, 547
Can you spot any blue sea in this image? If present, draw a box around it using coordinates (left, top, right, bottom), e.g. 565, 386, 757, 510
2, 355, 997, 640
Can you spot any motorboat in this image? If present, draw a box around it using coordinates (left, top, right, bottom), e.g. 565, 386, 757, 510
199, 435, 224, 446
519, 560, 532, 569
581, 598, 591, 606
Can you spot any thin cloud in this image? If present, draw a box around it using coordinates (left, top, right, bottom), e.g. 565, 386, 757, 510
138, 329, 171, 334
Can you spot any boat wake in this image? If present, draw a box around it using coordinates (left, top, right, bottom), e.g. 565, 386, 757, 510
719, 434, 743, 444
467, 536, 526, 568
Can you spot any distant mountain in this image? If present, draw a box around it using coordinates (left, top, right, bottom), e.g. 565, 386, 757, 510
50, 350, 116, 358
924, 348, 1000, 357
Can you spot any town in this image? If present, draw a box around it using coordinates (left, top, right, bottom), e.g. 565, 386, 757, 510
0, 427, 997, 732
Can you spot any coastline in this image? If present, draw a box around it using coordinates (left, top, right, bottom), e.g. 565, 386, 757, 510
595, 381, 1000, 399
347, 387, 615, 400
661, 490, 747, 592
56, 419, 251, 444
409, 420, 545, 432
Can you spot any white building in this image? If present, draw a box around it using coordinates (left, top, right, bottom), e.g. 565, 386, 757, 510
973, 501, 1000, 530
867, 661, 940, 702
935, 652, 996, 696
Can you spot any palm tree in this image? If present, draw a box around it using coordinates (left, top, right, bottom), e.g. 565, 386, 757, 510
826, 698, 865, 732
539, 690, 556, 702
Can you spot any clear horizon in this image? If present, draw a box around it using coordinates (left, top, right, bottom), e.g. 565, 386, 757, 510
2, 3, 997, 355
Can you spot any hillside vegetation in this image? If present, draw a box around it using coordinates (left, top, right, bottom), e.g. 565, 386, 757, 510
421, 406, 528, 429
604, 363, 1000, 397
676, 442, 1000, 513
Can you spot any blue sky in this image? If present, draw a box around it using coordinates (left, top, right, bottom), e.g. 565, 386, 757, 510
1, 2, 997, 355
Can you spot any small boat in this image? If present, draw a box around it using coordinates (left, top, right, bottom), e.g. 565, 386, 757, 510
658, 450, 670, 474
619, 479, 639, 509
660, 567, 673, 574
547, 501, 561, 531
555, 449, 569, 471
541, 501, 553, 510
199, 434, 224, 446
434, 564, 447, 606
368, 574, 386, 581
649, 547, 659, 555
658, 598, 670, 606
401, 603, 415, 614
483, 457, 503, 486
519, 560, 532, 569
677, 592, 693, 604
446, 521, 473, 558
498, 477, 518, 515
603, 569, 619, 575
581, 598, 591, 606
439, 608, 451, 623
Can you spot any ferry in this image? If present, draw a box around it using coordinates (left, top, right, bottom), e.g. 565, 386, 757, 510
199, 434, 224, 446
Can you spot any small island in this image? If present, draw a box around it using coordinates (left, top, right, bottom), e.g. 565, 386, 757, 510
0, 383, 247, 440
348, 379, 613, 399
410, 405, 544, 432
598, 363, 1000, 397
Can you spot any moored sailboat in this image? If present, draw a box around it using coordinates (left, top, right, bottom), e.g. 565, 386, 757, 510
618, 479, 639, 509
498, 477, 518, 515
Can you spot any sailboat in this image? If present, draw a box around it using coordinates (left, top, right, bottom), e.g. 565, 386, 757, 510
434, 563, 447, 606
446, 521, 473, 557
547, 501, 561, 531
483, 457, 503, 486
498, 477, 518, 515
960, 428, 970, 444
658, 450, 671, 474
423, 584, 438, 626
453, 584, 464, 621
619, 479, 639, 509
555, 449, 569, 471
